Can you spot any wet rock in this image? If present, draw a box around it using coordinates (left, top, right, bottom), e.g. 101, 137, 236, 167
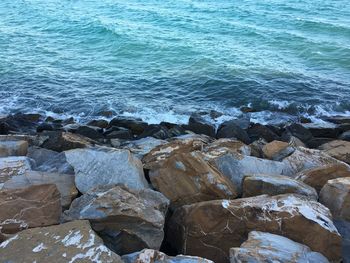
104, 127, 134, 140
109, 117, 148, 135
262, 140, 294, 161
339, 130, 350, 141
186, 114, 216, 137
0, 184, 61, 234
0, 220, 123, 263
295, 163, 350, 193
87, 119, 109, 129
75, 125, 104, 140
324, 116, 350, 125
320, 177, 350, 221
319, 140, 350, 164
0, 113, 42, 134
303, 123, 340, 138
149, 151, 238, 209
40, 131, 94, 152
122, 249, 214, 263
3, 171, 77, 209
217, 120, 250, 144
168, 194, 341, 263
138, 124, 171, 140
65, 147, 148, 193
0, 140, 28, 157
121, 137, 167, 159
36, 122, 62, 132
242, 174, 317, 199
307, 137, 334, 148
284, 123, 313, 143
247, 123, 279, 143
0, 156, 32, 186
63, 185, 169, 255
230, 231, 329, 263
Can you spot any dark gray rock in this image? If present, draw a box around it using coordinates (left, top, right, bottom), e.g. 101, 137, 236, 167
105, 127, 133, 140
87, 119, 109, 128
186, 114, 216, 137
217, 120, 250, 144
108, 117, 148, 135
339, 130, 350, 141
284, 123, 313, 143
138, 124, 171, 140
247, 123, 279, 142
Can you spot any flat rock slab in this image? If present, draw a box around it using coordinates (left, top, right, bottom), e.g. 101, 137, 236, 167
0, 156, 32, 186
0, 184, 61, 234
65, 147, 148, 193
230, 231, 329, 263
0, 220, 123, 263
0, 140, 28, 157
168, 194, 341, 263
64, 184, 169, 255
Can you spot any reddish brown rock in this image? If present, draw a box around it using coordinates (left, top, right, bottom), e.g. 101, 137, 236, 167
262, 140, 294, 161
319, 140, 350, 164
0, 156, 32, 185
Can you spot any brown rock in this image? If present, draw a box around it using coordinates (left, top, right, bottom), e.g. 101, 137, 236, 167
149, 152, 238, 209
295, 163, 350, 193
262, 140, 294, 161
319, 140, 350, 164
0, 156, 32, 185
0, 220, 123, 263
320, 177, 350, 221
0, 140, 28, 157
0, 184, 61, 234
203, 138, 251, 156
168, 194, 341, 263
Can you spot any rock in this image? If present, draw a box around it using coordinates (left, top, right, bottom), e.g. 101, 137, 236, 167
40, 131, 94, 152
0, 113, 42, 134
339, 130, 350, 141
122, 249, 214, 263
109, 117, 148, 135
149, 151, 238, 209
0, 156, 32, 185
319, 140, 350, 164
324, 116, 350, 125
209, 110, 224, 119
262, 140, 294, 161
307, 137, 334, 148
99, 110, 115, 118
203, 149, 287, 194
284, 123, 313, 143
121, 137, 167, 159
334, 220, 350, 263
247, 123, 279, 142
230, 231, 329, 263
36, 122, 62, 132
65, 147, 148, 193
295, 163, 350, 192
303, 123, 340, 138
63, 185, 169, 255
138, 124, 171, 140
320, 177, 350, 221
217, 120, 250, 144
282, 147, 343, 176
0, 220, 123, 263
288, 136, 306, 147
186, 114, 215, 137
203, 138, 251, 156
75, 125, 104, 140
87, 119, 109, 129
242, 174, 318, 199
168, 194, 341, 263
0, 140, 28, 157
105, 127, 134, 140
0, 184, 61, 234
3, 171, 78, 209
249, 138, 267, 158
27, 146, 74, 174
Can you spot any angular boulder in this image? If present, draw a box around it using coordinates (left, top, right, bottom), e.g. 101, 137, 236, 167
65, 147, 148, 193
319, 140, 350, 164
168, 194, 341, 263
63, 185, 169, 255
217, 120, 250, 144
262, 140, 294, 161
121, 137, 167, 159
247, 123, 279, 143
242, 174, 318, 199
187, 114, 216, 138
320, 177, 350, 221
0, 156, 32, 185
284, 123, 313, 143
230, 231, 329, 263
203, 138, 251, 156
295, 163, 350, 192
0, 220, 123, 263
0, 140, 28, 157
0, 184, 61, 234
108, 117, 148, 135
149, 152, 238, 209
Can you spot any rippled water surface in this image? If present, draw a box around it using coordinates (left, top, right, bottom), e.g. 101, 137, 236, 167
1, 0, 350, 124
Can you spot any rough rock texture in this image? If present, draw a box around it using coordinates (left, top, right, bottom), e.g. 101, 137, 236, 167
3, 171, 78, 209
109, 117, 148, 135
0, 220, 123, 263
285, 123, 313, 143
203, 138, 251, 156
122, 137, 167, 159
295, 163, 350, 192
242, 174, 318, 200
0, 140, 28, 157
65, 147, 148, 193
320, 177, 350, 221
339, 130, 350, 141
0, 156, 32, 185
217, 120, 251, 144
262, 140, 294, 161
319, 140, 350, 164
149, 152, 238, 209
247, 123, 279, 142
334, 220, 350, 263
187, 114, 216, 138
230, 231, 329, 263
282, 147, 343, 176
63, 184, 169, 255
0, 184, 61, 234
168, 194, 341, 263
122, 249, 214, 263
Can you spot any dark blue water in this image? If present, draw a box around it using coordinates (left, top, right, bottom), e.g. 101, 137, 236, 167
1, 0, 350, 124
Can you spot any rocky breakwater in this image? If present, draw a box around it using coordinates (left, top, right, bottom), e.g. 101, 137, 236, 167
0, 112, 350, 262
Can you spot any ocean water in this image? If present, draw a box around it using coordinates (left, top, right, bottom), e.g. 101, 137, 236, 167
0, 0, 350, 125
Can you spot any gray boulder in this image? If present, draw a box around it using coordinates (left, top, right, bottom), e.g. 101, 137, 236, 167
0, 140, 28, 157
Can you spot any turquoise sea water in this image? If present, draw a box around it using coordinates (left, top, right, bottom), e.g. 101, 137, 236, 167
0, 0, 350, 124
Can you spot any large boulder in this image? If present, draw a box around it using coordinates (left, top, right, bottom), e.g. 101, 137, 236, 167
63, 184, 169, 255
0, 156, 32, 186
74, 125, 104, 140
122, 249, 214, 263
247, 123, 279, 142
0, 140, 28, 157
203, 138, 251, 156
230, 231, 329, 263
149, 152, 238, 209
167, 194, 341, 263
320, 177, 350, 221
121, 137, 167, 159
295, 163, 350, 192
303, 123, 340, 138
65, 147, 148, 193
0, 220, 123, 263
262, 140, 294, 161
242, 174, 318, 200
217, 120, 250, 144
0, 184, 61, 234
108, 117, 148, 135
334, 220, 350, 263
3, 171, 77, 209
186, 114, 216, 138
319, 140, 350, 164
284, 123, 313, 143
